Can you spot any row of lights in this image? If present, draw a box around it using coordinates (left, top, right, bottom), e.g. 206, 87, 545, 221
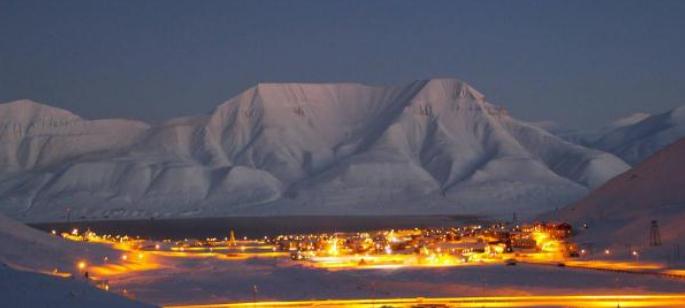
76, 252, 144, 271
576, 248, 639, 258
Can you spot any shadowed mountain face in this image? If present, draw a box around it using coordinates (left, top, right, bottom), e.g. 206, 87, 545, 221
0, 79, 629, 222
551, 138, 685, 245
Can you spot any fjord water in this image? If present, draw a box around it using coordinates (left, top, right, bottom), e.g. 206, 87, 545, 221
30, 215, 485, 240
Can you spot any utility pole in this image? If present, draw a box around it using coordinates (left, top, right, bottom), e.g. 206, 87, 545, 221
649, 220, 662, 247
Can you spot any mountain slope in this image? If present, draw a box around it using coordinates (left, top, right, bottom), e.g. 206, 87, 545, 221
551, 137, 685, 246
0, 79, 629, 221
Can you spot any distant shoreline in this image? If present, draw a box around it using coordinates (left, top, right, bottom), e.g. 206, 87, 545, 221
30, 215, 490, 240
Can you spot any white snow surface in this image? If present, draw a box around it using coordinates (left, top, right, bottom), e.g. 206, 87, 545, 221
0, 79, 630, 222
549, 137, 685, 247
0, 265, 154, 308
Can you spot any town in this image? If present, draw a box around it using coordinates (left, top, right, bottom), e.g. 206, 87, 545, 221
21, 220, 683, 307
56, 221, 596, 275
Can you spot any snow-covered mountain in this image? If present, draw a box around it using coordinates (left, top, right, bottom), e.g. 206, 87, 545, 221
554, 113, 652, 144
589, 106, 685, 165
0, 100, 149, 174
0, 79, 629, 221
553, 106, 685, 165
549, 137, 685, 246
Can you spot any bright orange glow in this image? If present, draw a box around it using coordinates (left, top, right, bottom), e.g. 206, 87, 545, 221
563, 260, 663, 271
88, 260, 161, 278
327, 238, 339, 256
164, 294, 685, 308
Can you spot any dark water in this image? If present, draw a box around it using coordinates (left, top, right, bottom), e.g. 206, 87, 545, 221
30, 215, 486, 240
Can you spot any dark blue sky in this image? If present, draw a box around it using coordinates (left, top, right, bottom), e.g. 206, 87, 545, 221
1, 0, 683, 128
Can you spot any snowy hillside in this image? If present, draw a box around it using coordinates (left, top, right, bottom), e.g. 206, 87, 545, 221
0, 79, 629, 221
550, 137, 685, 246
0, 214, 155, 307
0, 265, 154, 308
0, 213, 124, 276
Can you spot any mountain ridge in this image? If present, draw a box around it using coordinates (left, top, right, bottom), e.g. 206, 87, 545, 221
0, 78, 630, 222
550, 105, 685, 165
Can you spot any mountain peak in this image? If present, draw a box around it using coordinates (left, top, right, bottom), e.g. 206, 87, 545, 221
668, 104, 685, 121
606, 112, 651, 130
215, 78, 485, 110
418, 78, 485, 101
0, 99, 81, 124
